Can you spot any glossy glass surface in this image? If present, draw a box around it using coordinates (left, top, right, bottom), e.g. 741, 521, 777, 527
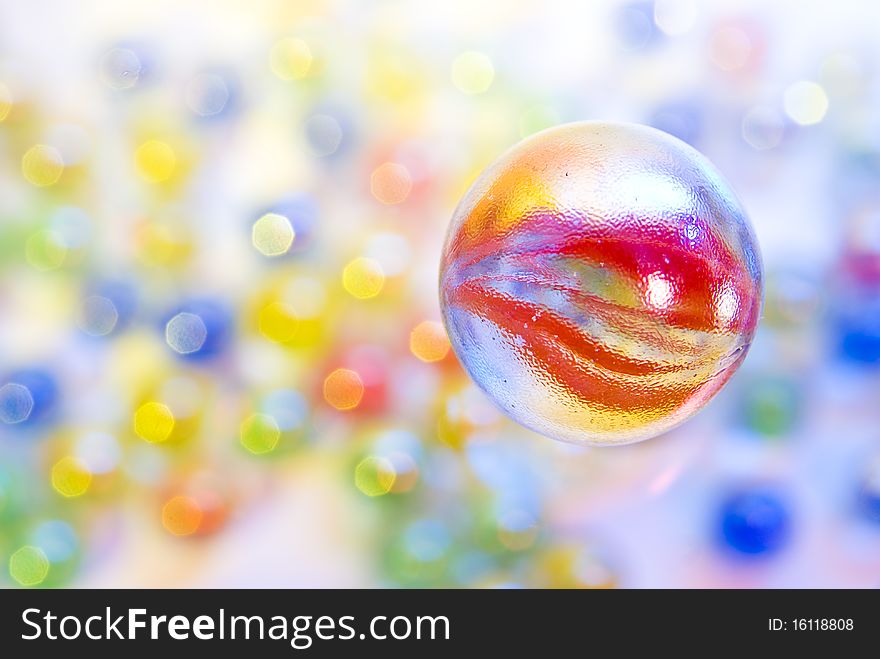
440, 122, 763, 445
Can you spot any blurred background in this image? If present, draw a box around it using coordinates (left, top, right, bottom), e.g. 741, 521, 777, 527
1, 0, 879, 588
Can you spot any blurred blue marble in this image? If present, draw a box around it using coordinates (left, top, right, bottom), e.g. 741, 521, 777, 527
718, 489, 791, 556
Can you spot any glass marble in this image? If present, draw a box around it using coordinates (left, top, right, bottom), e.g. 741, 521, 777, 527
439, 122, 763, 445
718, 489, 790, 556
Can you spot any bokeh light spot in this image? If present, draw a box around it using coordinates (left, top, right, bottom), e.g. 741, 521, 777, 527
410, 321, 451, 362
161, 495, 203, 536
76, 432, 120, 474
783, 81, 829, 126
709, 25, 753, 71
0, 383, 35, 424
323, 368, 364, 411
252, 213, 295, 256
240, 413, 281, 454
387, 452, 419, 493
342, 257, 385, 299
79, 295, 119, 336
135, 140, 177, 182
451, 51, 495, 94
497, 511, 539, 551
354, 456, 396, 497
270, 37, 313, 80
404, 519, 451, 562
186, 73, 230, 116
261, 389, 307, 432
33, 520, 78, 563
51, 456, 92, 498
741, 106, 785, 150
25, 230, 68, 270
100, 48, 142, 90
258, 302, 299, 343
166, 312, 208, 354
370, 162, 412, 205
305, 113, 343, 156
285, 276, 327, 319
133, 401, 175, 443
22, 145, 64, 187
8, 546, 49, 587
